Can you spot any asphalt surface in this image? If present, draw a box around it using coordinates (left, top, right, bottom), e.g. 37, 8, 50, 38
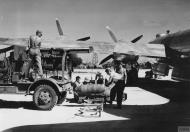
0, 78, 190, 132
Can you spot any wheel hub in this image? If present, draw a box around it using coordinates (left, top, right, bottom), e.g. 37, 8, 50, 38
38, 91, 51, 105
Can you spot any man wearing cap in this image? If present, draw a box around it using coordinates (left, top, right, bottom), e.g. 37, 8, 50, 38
22, 30, 43, 79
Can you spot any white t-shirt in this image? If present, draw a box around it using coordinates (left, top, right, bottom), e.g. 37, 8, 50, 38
111, 71, 123, 81
112, 67, 127, 84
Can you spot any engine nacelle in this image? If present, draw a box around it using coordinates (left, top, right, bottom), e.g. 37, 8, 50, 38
152, 63, 169, 76
113, 53, 138, 64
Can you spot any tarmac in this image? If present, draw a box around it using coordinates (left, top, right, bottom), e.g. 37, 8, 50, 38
0, 74, 190, 132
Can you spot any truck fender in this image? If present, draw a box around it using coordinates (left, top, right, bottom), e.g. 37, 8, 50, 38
26, 78, 62, 96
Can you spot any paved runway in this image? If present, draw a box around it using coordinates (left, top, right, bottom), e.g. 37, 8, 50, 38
0, 78, 190, 132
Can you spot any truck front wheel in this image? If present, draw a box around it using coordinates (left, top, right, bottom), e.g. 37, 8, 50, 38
33, 85, 58, 110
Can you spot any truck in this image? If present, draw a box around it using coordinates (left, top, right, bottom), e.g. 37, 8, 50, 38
0, 45, 92, 110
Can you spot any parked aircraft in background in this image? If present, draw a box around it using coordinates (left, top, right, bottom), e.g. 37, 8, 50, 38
0, 19, 166, 83
4, 18, 189, 82
149, 29, 190, 81
100, 26, 190, 82
0, 18, 164, 62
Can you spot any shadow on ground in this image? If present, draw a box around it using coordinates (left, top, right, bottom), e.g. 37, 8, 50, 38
2, 79, 190, 132
3, 119, 178, 132
104, 79, 190, 123
0, 100, 36, 110
135, 78, 190, 102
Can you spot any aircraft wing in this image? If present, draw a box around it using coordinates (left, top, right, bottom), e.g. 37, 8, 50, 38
0, 38, 28, 47
41, 40, 93, 53
0, 38, 93, 53
114, 42, 166, 58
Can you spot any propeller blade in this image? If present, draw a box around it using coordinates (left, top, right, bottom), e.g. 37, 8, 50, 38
76, 36, 90, 41
56, 18, 64, 36
106, 26, 118, 42
99, 54, 114, 65
131, 35, 143, 43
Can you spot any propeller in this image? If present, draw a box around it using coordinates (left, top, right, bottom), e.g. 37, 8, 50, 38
100, 26, 142, 65
99, 54, 114, 65
56, 18, 90, 41
76, 36, 90, 41
106, 26, 118, 42
56, 18, 64, 36
131, 35, 143, 43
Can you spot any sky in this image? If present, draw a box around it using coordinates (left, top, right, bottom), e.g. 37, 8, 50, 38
0, 0, 190, 62
1, 0, 190, 42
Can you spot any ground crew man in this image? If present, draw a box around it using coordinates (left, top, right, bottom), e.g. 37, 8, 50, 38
105, 61, 127, 109
72, 76, 82, 102
73, 76, 82, 91
22, 30, 43, 79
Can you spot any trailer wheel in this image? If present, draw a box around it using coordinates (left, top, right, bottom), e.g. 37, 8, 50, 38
33, 85, 58, 110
